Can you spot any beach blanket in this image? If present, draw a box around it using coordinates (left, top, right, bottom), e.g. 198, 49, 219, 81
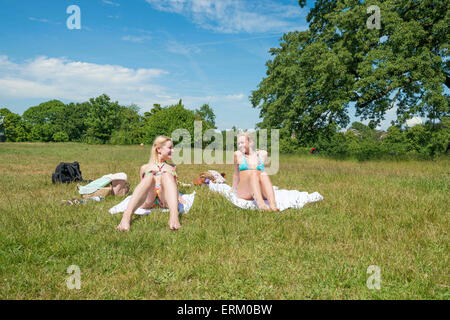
109, 192, 196, 215
208, 182, 323, 211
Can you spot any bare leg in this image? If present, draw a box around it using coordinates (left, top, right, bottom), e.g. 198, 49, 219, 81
117, 174, 156, 231
140, 188, 157, 209
248, 171, 270, 211
160, 172, 181, 230
259, 173, 279, 211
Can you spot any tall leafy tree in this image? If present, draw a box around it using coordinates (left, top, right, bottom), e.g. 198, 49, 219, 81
143, 102, 197, 144
195, 103, 216, 129
251, 0, 449, 143
56, 102, 90, 141
0, 108, 30, 142
22, 100, 66, 141
84, 94, 123, 143
110, 104, 146, 144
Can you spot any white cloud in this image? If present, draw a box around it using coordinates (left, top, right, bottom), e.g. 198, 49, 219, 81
405, 116, 423, 128
0, 55, 168, 106
0, 55, 246, 114
102, 0, 120, 6
122, 35, 152, 43
29, 17, 50, 23
375, 106, 398, 130
225, 93, 244, 100
28, 17, 61, 25
145, 0, 306, 33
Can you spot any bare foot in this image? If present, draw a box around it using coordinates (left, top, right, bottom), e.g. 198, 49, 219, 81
168, 214, 181, 230
117, 213, 132, 232
257, 202, 271, 212
269, 203, 279, 212
178, 196, 186, 205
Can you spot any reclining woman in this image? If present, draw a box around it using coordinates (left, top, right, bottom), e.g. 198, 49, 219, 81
233, 132, 279, 211
117, 136, 181, 231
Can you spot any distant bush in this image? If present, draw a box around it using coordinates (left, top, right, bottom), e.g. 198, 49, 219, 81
311, 119, 450, 161
279, 137, 300, 154
52, 131, 69, 142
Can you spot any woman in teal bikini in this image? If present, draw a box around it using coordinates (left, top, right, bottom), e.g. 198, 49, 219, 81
117, 136, 181, 231
233, 132, 279, 211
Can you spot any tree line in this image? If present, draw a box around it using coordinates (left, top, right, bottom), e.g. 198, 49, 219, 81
0, 93, 448, 160
279, 118, 449, 160
0, 94, 216, 145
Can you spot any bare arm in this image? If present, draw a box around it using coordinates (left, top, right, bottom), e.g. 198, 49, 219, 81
232, 152, 240, 193
139, 165, 146, 181
260, 150, 269, 165
172, 165, 184, 203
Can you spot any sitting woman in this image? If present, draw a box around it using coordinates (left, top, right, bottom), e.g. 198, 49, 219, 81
233, 132, 279, 211
117, 136, 181, 231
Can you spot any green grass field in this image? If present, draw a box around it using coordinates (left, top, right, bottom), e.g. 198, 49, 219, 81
0, 142, 448, 299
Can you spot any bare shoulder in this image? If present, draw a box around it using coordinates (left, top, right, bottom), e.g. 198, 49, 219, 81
166, 162, 177, 172
139, 163, 151, 179
234, 150, 242, 162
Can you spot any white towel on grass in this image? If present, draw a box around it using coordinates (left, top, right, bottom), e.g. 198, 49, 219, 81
109, 192, 196, 215
208, 182, 323, 211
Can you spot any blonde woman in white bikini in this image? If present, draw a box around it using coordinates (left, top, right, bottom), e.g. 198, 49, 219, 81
233, 132, 279, 211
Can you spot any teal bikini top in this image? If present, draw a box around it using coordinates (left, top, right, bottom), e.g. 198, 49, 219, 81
239, 152, 265, 172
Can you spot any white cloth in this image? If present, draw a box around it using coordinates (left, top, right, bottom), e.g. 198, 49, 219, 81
103, 172, 127, 181
208, 182, 323, 211
207, 170, 226, 183
109, 192, 196, 215
79, 172, 128, 195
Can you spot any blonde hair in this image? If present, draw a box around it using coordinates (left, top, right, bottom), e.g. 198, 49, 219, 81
237, 131, 256, 151
149, 135, 172, 163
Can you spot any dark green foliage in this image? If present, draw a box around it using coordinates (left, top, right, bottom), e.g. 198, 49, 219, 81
83, 94, 123, 144
314, 118, 450, 160
143, 101, 196, 145
279, 137, 301, 154
252, 0, 449, 143
405, 125, 431, 154
382, 126, 408, 155
0, 108, 30, 142
3, 95, 217, 146
22, 100, 66, 142
52, 131, 69, 142
110, 104, 145, 145
195, 103, 216, 128
58, 102, 90, 142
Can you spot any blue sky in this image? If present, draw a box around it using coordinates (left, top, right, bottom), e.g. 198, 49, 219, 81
0, 0, 405, 130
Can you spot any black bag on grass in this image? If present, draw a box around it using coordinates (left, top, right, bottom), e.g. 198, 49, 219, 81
52, 161, 84, 183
